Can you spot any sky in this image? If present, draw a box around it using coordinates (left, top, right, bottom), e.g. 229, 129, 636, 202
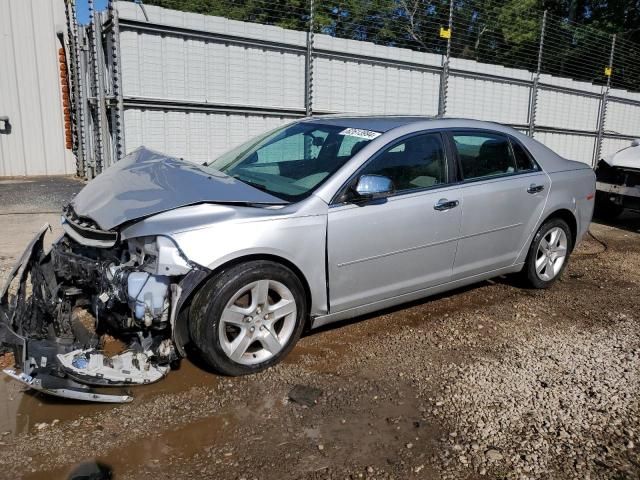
75, 0, 110, 25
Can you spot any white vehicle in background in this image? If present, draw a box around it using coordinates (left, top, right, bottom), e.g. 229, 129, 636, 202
595, 139, 640, 218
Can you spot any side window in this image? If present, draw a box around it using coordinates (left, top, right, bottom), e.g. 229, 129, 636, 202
360, 133, 447, 192
511, 140, 538, 171
452, 133, 517, 181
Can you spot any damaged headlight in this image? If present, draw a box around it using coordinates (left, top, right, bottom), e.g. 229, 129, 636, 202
127, 236, 192, 276
100, 236, 192, 327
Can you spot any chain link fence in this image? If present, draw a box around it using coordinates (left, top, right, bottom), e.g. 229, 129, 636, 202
65, 0, 640, 178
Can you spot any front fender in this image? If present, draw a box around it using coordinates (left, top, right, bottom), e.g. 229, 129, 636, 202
171, 215, 328, 317
171, 269, 210, 357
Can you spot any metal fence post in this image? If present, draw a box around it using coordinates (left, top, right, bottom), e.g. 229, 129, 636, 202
304, 0, 315, 117
437, 0, 454, 117
108, 0, 126, 162
528, 10, 547, 137
65, 0, 86, 177
593, 34, 616, 166
89, 4, 109, 175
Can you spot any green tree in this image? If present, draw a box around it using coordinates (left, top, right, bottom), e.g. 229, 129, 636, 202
139, 0, 640, 91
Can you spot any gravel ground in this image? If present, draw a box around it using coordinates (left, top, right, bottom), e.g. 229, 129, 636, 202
0, 177, 639, 479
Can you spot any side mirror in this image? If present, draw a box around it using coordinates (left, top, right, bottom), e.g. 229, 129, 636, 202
353, 174, 394, 200
631, 139, 640, 147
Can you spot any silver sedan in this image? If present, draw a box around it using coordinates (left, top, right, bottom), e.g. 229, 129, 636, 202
0, 117, 595, 401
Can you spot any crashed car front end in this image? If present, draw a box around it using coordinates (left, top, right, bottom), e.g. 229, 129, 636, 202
596, 141, 640, 214
0, 146, 323, 403
0, 147, 298, 402
0, 210, 205, 403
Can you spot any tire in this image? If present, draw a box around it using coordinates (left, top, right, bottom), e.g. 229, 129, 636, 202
189, 260, 307, 376
594, 192, 624, 220
524, 218, 573, 289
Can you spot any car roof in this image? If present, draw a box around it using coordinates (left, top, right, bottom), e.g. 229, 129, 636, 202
302, 115, 590, 178
301, 115, 512, 134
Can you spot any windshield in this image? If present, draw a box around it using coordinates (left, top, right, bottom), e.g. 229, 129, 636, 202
206, 122, 379, 202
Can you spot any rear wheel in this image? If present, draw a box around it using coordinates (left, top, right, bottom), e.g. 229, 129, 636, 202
524, 218, 572, 289
189, 260, 306, 376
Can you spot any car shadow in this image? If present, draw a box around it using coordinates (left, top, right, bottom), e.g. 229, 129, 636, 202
592, 210, 640, 234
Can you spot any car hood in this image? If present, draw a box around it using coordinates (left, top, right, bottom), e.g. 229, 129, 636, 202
603, 145, 640, 170
69, 147, 287, 230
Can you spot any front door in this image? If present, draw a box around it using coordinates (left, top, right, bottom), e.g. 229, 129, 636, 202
327, 132, 462, 313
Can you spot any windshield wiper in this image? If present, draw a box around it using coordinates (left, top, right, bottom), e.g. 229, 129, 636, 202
234, 176, 269, 192
230, 175, 292, 203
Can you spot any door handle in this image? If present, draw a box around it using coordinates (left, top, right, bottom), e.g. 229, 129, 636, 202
0, 116, 10, 134
527, 184, 544, 194
434, 199, 459, 211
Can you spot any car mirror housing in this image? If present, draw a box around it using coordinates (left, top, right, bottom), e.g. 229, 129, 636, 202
631, 139, 640, 147
354, 174, 394, 199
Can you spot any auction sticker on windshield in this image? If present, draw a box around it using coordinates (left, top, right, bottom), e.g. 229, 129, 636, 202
339, 128, 381, 140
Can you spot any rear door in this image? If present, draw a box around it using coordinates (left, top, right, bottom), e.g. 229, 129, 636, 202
447, 131, 550, 280
327, 132, 462, 312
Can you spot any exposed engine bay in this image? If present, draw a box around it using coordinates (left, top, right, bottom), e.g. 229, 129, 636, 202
0, 223, 202, 403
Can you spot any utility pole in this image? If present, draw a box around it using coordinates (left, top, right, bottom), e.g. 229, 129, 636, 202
594, 34, 616, 166
437, 0, 454, 117
304, 0, 315, 117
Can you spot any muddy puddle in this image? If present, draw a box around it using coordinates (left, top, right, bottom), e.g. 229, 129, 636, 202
23, 414, 233, 480
0, 357, 219, 438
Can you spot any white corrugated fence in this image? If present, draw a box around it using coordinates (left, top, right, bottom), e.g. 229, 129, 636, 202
112, 2, 640, 168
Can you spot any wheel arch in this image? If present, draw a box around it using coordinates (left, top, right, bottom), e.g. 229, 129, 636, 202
542, 208, 578, 251
173, 253, 314, 356
206, 253, 313, 314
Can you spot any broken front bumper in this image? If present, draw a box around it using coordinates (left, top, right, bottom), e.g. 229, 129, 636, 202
0, 225, 168, 403
596, 181, 640, 211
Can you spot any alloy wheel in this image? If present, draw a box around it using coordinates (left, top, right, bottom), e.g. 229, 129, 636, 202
218, 279, 297, 365
535, 227, 568, 282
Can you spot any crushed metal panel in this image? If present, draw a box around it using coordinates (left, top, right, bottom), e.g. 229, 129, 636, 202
0, 224, 175, 403
0, 224, 51, 365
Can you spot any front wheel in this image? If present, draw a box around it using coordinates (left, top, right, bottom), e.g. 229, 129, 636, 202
189, 260, 307, 376
524, 218, 572, 289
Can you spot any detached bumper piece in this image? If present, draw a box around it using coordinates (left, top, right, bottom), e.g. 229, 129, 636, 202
2, 369, 133, 403
58, 349, 169, 386
0, 225, 168, 403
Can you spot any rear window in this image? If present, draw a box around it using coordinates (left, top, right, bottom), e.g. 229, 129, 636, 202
511, 140, 538, 171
